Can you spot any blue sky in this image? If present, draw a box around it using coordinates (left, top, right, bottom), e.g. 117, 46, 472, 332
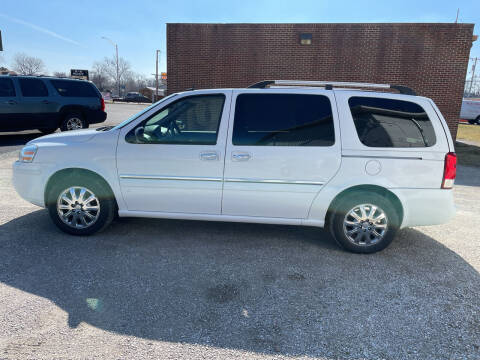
0, 0, 478, 79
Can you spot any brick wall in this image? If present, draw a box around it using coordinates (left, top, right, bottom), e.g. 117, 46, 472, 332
167, 23, 474, 138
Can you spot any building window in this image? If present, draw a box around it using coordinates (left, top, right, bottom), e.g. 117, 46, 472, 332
300, 33, 312, 45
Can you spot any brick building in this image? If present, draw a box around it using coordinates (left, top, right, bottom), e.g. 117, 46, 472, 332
167, 23, 475, 138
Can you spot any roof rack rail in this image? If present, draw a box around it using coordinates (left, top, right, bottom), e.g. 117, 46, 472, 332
247, 80, 416, 96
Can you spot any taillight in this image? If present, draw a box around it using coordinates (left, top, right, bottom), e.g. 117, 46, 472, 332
441, 152, 457, 189
100, 97, 105, 112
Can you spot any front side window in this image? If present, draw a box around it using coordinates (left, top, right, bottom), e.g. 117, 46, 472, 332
232, 94, 335, 146
348, 97, 436, 148
0, 78, 15, 97
19, 78, 48, 97
50, 80, 98, 97
126, 94, 225, 145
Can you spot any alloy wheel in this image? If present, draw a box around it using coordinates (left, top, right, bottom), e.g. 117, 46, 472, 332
343, 204, 388, 246
66, 117, 83, 130
57, 186, 100, 229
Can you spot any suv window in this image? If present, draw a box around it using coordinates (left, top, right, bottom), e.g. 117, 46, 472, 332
0, 78, 15, 97
348, 97, 436, 148
19, 78, 48, 97
232, 93, 335, 146
126, 94, 225, 145
50, 80, 98, 97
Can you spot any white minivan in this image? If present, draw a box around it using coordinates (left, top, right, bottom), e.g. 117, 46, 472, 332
13, 81, 457, 253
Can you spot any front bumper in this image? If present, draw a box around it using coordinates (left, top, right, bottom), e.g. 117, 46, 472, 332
12, 161, 47, 207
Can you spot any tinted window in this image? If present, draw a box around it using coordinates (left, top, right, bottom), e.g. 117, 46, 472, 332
50, 80, 98, 97
349, 97, 436, 147
127, 94, 225, 145
19, 78, 48, 97
232, 94, 335, 146
0, 78, 15, 97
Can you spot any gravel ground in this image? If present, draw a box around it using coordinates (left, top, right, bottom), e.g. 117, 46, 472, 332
0, 105, 479, 359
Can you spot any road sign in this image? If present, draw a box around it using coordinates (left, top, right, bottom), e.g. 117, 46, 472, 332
70, 69, 89, 80
161, 72, 167, 81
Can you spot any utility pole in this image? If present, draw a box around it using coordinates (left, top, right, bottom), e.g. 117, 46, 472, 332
469, 57, 478, 95
102, 36, 120, 97
155, 50, 160, 102
115, 43, 119, 97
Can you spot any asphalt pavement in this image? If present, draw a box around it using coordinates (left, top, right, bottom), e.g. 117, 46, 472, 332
0, 104, 479, 359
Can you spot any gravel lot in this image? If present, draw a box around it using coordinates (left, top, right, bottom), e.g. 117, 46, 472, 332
0, 104, 479, 359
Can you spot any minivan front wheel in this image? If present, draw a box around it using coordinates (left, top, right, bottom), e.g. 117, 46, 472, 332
61, 113, 88, 131
47, 175, 115, 235
331, 193, 399, 253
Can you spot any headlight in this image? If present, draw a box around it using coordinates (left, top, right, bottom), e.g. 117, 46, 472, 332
19, 144, 38, 162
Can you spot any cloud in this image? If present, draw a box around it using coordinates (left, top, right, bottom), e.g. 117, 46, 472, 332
0, 13, 81, 46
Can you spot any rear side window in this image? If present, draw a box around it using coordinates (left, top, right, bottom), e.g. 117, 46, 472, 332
50, 80, 98, 97
0, 78, 15, 97
348, 97, 436, 147
19, 78, 48, 97
233, 94, 335, 146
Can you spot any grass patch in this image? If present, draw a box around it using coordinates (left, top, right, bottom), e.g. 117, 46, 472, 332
455, 141, 480, 168
457, 124, 480, 143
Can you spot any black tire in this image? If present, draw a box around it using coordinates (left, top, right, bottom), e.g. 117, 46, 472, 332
60, 112, 88, 131
468, 119, 477, 125
330, 192, 399, 254
46, 173, 115, 236
476, 116, 480, 125
39, 128, 57, 135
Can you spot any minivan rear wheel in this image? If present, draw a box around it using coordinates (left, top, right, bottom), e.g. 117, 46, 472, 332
60, 112, 88, 131
330, 193, 399, 253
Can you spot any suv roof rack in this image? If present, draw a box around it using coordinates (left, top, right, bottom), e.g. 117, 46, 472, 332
247, 80, 416, 96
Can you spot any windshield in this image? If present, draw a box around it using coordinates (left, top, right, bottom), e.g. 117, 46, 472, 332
112, 93, 178, 130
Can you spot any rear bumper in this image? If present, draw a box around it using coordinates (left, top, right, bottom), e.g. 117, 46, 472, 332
393, 188, 456, 228
87, 110, 107, 124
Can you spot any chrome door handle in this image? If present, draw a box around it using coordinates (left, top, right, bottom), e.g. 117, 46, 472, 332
232, 152, 251, 161
42, 100, 50, 104
200, 152, 218, 161
6, 100, 17, 105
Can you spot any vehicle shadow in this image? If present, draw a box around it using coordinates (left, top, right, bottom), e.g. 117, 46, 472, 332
0, 210, 478, 358
0, 132, 45, 149
456, 164, 480, 187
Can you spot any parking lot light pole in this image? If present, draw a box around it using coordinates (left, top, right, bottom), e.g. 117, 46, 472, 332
156, 50, 160, 102
102, 36, 120, 97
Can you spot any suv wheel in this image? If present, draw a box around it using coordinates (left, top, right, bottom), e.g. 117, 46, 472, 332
47, 175, 115, 235
330, 193, 399, 253
61, 113, 88, 131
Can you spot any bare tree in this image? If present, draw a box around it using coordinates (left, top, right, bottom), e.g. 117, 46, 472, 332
91, 61, 112, 92
53, 71, 67, 78
97, 56, 131, 95
12, 53, 46, 75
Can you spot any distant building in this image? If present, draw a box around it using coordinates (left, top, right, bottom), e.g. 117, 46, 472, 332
167, 23, 476, 138
140, 86, 167, 102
